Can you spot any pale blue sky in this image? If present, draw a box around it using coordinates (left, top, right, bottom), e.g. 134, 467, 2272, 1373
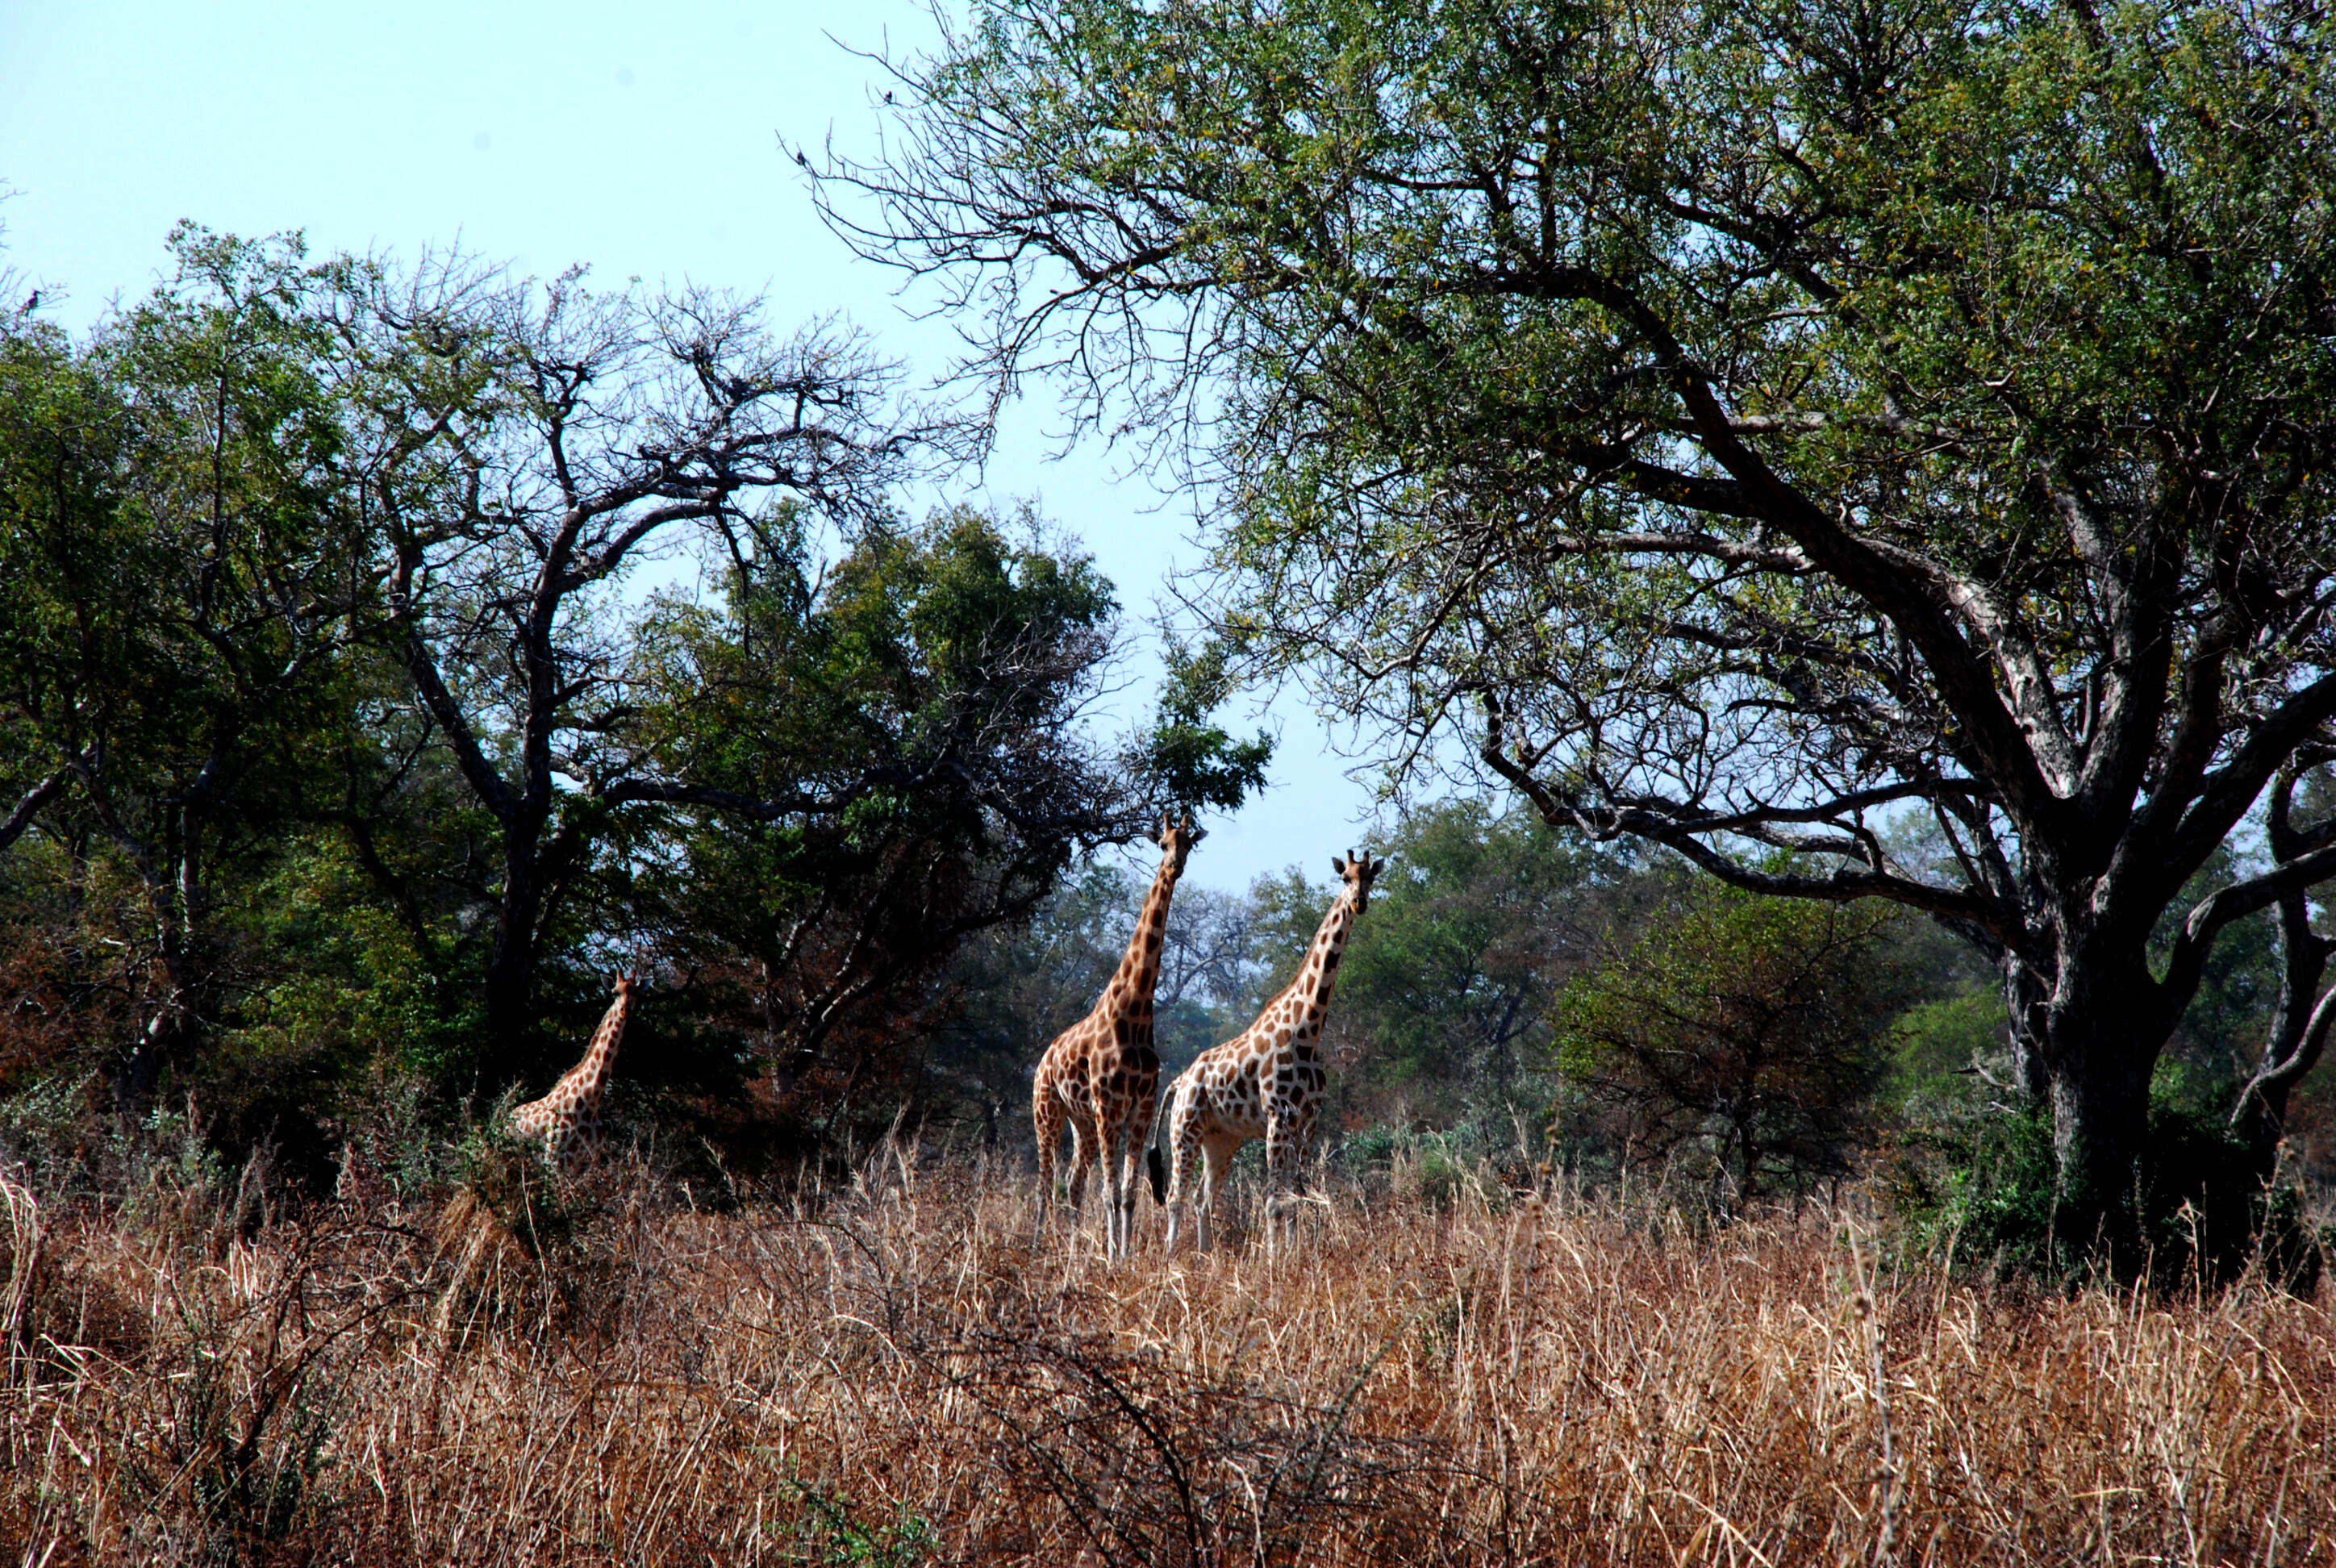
0, 0, 1395, 890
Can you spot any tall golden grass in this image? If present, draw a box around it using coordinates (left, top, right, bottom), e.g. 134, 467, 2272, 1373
2, 1152, 2330, 1565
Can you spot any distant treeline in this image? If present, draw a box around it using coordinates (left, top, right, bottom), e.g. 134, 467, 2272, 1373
948, 799, 2335, 1232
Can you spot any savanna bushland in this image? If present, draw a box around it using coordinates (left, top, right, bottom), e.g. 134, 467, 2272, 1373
8, 0, 2336, 1559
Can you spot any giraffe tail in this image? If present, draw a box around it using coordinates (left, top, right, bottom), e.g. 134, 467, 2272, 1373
1146, 1079, 1174, 1206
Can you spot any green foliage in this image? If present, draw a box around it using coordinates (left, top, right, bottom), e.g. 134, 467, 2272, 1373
628, 507, 1121, 882
451, 1116, 579, 1262
2150, 844, 2283, 1105
1888, 989, 2009, 1111
781, 1478, 938, 1568
0, 227, 384, 1131
1132, 636, 1274, 814
1555, 881, 1917, 1207
878, 0, 2336, 717
203, 831, 477, 1174
1311, 801, 1635, 1126
432, 1117, 649, 1345
1891, 1089, 2324, 1296
1332, 1120, 1544, 1211
0, 1071, 98, 1188
615, 509, 1149, 1157
1233, 865, 1333, 999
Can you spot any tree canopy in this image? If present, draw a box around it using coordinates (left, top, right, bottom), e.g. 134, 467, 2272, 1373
1, 231, 373, 1105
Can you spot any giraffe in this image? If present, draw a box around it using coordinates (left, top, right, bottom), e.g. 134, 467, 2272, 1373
510, 974, 635, 1166
1032, 811, 1203, 1260
1152, 850, 1386, 1257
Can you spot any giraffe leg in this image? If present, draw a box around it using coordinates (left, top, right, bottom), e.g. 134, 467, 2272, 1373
1032, 1082, 1063, 1245
1102, 1116, 1130, 1262
1162, 1091, 1203, 1257
1094, 1110, 1116, 1261
1192, 1144, 1216, 1255
1265, 1109, 1298, 1262
1064, 1112, 1095, 1231
1119, 1092, 1157, 1260
1289, 1103, 1320, 1251
1197, 1133, 1242, 1254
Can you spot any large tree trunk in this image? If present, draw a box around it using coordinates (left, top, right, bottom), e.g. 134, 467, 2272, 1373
482, 817, 548, 1050
2033, 934, 2177, 1268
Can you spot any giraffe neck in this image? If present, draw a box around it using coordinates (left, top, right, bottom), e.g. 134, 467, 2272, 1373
1105, 844, 1183, 1013
567, 992, 630, 1100
1283, 890, 1360, 1025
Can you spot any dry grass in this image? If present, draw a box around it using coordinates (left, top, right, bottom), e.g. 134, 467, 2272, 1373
2, 1153, 2331, 1566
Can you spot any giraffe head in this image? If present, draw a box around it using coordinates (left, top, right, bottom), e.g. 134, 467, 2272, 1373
1147, 810, 1206, 874
1329, 849, 1388, 912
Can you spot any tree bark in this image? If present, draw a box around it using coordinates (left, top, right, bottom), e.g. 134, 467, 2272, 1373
2039, 996, 2159, 1263
482, 834, 545, 1046
117, 842, 195, 1114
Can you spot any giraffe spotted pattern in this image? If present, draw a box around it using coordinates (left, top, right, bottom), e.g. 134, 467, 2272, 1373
511, 975, 633, 1166
1032, 812, 1203, 1261
1154, 851, 1384, 1257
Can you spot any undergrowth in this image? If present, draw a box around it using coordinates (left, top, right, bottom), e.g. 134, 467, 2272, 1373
2, 1149, 2330, 1565
1888, 1094, 2327, 1295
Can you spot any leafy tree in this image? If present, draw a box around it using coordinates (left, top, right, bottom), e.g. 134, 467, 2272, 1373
611, 510, 1158, 1153
332, 251, 1272, 1082
831, 0, 2336, 1260
1137, 638, 1274, 817
0, 227, 371, 1106
1888, 989, 2011, 1111
1, 227, 1275, 1178
1556, 883, 1917, 1209
329, 255, 960, 1050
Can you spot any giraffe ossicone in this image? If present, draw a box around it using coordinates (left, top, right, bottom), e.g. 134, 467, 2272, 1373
1032, 811, 1203, 1261
510, 973, 636, 1167
1153, 849, 1386, 1259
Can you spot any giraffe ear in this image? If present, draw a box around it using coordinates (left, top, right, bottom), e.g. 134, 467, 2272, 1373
1330, 855, 1347, 876
1146, 815, 1166, 846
